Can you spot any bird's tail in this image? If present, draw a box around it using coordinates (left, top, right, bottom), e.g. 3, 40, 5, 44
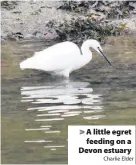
20, 57, 35, 70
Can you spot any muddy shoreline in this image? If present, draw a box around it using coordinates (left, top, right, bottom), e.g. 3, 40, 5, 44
1, 1, 136, 42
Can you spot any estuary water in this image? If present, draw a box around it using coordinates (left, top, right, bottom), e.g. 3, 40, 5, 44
1, 36, 136, 164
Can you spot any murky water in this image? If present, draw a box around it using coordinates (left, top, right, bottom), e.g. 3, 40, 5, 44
1, 36, 136, 164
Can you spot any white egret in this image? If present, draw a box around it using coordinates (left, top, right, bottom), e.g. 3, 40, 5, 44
20, 39, 111, 78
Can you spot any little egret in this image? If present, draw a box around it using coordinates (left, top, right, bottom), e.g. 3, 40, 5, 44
20, 39, 111, 77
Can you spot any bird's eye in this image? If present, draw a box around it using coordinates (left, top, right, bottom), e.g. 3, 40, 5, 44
97, 47, 103, 54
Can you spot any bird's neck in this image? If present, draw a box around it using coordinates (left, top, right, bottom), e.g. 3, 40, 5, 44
77, 42, 92, 68
81, 41, 92, 59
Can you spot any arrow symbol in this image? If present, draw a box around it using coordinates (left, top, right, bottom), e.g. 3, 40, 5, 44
80, 130, 85, 135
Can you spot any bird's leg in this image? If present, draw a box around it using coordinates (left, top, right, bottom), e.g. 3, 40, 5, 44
63, 70, 70, 78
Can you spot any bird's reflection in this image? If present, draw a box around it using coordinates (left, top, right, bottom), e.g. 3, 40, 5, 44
21, 81, 101, 105
21, 81, 104, 150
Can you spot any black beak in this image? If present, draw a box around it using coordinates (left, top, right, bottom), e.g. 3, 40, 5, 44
98, 47, 112, 66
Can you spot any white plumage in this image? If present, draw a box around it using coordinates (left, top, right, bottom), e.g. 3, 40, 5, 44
20, 39, 111, 77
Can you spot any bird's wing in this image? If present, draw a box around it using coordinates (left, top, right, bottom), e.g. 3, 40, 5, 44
26, 41, 81, 71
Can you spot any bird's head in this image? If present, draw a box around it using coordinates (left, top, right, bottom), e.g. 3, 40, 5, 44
88, 39, 112, 66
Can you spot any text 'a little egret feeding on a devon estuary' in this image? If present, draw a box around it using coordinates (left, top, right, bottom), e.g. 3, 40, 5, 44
20, 39, 112, 78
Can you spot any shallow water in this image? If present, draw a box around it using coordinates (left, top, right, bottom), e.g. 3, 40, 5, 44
1, 36, 136, 164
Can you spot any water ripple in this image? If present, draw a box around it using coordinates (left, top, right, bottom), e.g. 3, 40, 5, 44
21, 81, 104, 150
